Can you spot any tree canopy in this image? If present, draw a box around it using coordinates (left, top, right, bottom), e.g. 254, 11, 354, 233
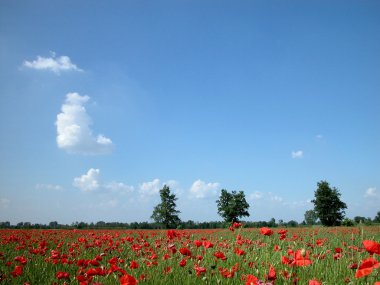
311, 180, 347, 226
216, 189, 250, 223
151, 185, 181, 229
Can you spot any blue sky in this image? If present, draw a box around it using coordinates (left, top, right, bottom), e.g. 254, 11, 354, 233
0, 0, 379, 225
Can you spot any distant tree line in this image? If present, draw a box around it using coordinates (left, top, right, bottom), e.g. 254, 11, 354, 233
1, 181, 379, 230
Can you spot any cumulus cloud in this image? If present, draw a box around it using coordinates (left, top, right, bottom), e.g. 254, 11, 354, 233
189, 179, 220, 199
139, 179, 162, 196
56, 92, 113, 155
73, 168, 133, 194
73, 168, 101, 192
23, 53, 82, 74
35, 184, 63, 191
291, 150, 304, 159
365, 187, 378, 198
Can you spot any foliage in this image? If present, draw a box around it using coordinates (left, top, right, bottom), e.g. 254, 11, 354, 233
342, 218, 355, 226
374, 211, 380, 223
151, 185, 181, 229
216, 189, 250, 223
311, 181, 347, 226
304, 209, 318, 225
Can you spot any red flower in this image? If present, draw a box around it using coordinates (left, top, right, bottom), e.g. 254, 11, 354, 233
194, 264, 206, 276
203, 240, 214, 249
267, 265, 276, 281
355, 257, 379, 278
295, 249, 312, 266
363, 240, 380, 255
260, 227, 274, 236
129, 260, 139, 269
234, 248, 246, 256
56, 271, 70, 279
11, 265, 23, 278
119, 274, 138, 285
214, 251, 227, 260
179, 258, 187, 267
244, 274, 259, 285
309, 280, 322, 285
179, 247, 192, 256
193, 240, 202, 247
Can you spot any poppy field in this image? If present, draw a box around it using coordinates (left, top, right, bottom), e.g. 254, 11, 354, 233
1, 225, 379, 284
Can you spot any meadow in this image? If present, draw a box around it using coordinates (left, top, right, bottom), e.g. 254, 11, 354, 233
0, 225, 379, 284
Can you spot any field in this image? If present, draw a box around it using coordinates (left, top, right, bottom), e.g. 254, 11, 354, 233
0, 225, 379, 284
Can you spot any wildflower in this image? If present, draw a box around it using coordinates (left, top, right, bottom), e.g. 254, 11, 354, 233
355, 257, 379, 278
260, 227, 274, 236
363, 240, 380, 255
119, 273, 138, 285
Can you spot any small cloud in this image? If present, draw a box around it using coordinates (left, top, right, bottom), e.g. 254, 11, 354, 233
73, 168, 101, 192
0, 198, 10, 209
104, 182, 134, 194
291, 150, 304, 159
316, 134, 323, 139
73, 168, 133, 194
269, 192, 283, 203
365, 187, 378, 198
189, 179, 220, 199
23, 52, 82, 74
56, 92, 113, 155
249, 191, 263, 200
139, 179, 162, 196
35, 184, 63, 191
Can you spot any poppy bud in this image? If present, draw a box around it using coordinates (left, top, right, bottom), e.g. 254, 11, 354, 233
301, 248, 306, 257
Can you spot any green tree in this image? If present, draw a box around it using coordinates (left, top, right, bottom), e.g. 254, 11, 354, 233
151, 185, 181, 229
374, 211, 380, 223
311, 181, 347, 226
216, 189, 250, 223
304, 209, 318, 225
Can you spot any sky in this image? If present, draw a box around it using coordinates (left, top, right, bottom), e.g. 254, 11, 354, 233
0, 0, 379, 225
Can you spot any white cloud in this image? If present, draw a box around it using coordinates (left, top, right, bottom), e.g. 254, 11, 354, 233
189, 179, 220, 199
73, 168, 133, 195
23, 53, 82, 74
56, 92, 113, 155
73, 168, 101, 192
291, 150, 304, 159
104, 182, 134, 194
139, 179, 161, 196
0, 198, 10, 209
365, 187, 378, 198
249, 191, 263, 200
269, 192, 283, 203
35, 184, 63, 191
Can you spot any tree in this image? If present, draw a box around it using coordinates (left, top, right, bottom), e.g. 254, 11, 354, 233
374, 211, 380, 223
216, 189, 250, 223
151, 185, 181, 229
311, 181, 347, 226
304, 209, 318, 225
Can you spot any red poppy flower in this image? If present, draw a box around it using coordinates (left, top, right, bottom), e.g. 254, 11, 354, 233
267, 265, 276, 281
179, 247, 192, 256
179, 258, 187, 267
203, 240, 214, 249
214, 251, 227, 260
56, 271, 70, 279
309, 280, 321, 285
193, 240, 202, 247
11, 265, 23, 278
194, 264, 206, 276
363, 240, 380, 255
260, 227, 274, 236
119, 274, 138, 285
129, 260, 139, 269
355, 257, 379, 278
244, 274, 259, 285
